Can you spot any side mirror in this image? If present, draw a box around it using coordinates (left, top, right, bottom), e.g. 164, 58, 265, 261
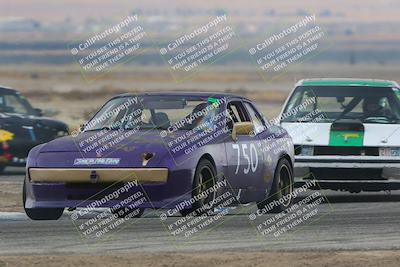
34, 108, 43, 116
231, 122, 255, 141
336, 96, 345, 103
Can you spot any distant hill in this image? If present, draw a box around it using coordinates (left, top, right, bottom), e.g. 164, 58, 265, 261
0, 0, 399, 23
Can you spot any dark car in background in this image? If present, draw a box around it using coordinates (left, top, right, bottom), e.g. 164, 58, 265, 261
0, 86, 69, 172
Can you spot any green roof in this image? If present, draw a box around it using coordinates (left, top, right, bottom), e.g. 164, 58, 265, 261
299, 78, 398, 88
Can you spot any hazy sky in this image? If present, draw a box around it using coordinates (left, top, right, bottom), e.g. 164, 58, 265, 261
0, 0, 399, 22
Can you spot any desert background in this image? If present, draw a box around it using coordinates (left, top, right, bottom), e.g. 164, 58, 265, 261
0, 0, 399, 130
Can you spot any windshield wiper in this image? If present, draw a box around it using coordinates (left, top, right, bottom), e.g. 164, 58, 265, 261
332, 114, 358, 123
281, 117, 315, 123
84, 126, 114, 132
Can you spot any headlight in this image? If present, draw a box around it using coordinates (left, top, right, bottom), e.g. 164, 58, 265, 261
299, 145, 314, 156
379, 147, 400, 157
57, 130, 69, 137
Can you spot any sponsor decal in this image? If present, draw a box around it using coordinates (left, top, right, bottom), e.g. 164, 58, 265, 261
207, 97, 219, 104
329, 131, 364, 147
0, 129, 14, 142
73, 158, 120, 165
329, 120, 364, 147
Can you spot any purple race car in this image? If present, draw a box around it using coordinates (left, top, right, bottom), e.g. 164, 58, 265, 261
23, 92, 294, 220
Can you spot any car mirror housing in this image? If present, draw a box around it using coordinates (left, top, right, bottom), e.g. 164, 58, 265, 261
79, 123, 86, 132
231, 122, 255, 141
34, 108, 43, 116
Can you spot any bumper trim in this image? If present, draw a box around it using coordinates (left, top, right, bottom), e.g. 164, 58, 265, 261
295, 178, 400, 190
295, 162, 400, 168
29, 168, 168, 183
295, 156, 400, 168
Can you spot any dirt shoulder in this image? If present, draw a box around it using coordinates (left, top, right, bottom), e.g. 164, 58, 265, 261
0, 251, 399, 267
0, 181, 22, 212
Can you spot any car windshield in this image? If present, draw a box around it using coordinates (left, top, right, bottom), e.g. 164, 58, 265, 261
0, 92, 35, 115
281, 86, 400, 124
84, 95, 222, 131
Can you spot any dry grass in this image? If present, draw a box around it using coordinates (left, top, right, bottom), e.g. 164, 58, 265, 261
0, 251, 399, 267
0, 182, 22, 212
1, 63, 399, 129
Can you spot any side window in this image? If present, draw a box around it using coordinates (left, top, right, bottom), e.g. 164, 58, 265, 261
226, 101, 249, 130
284, 88, 315, 118
393, 88, 400, 101
244, 102, 265, 134
4, 95, 27, 114
228, 104, 241, 123
285, 90, 302, 112
140, 109, 151, 124
391, 88, 400, 118
380, 97, 390, 109
300, 89, 316, 112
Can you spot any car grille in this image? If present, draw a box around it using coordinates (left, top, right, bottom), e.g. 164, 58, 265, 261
310, 168, 383, 180
66, 182, 138, 200
313, 146, 379, 156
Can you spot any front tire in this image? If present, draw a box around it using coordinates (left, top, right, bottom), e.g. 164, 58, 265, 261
257, 158, 294, 213
180, 159, 216, 217
23, 180, 64, 220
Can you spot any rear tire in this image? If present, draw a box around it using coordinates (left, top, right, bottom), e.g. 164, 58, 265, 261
180, 159, 216, 217
0, 165, 6, 174
23, 180, 64, 220
257, 158, 294, 213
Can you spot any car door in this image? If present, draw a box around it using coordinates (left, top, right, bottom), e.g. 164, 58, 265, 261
224, 100, 264, 193
244, 102, 277, 192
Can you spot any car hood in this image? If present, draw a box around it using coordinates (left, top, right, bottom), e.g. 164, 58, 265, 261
281, 122, 400, 147
40, 130, 176, 153
35, 130, 190, 168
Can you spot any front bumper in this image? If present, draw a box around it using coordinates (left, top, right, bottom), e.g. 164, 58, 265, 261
29, 168, 168, 183
294, 178, 400, 191
294, 155, 400, 190
25, 167, 194, 209
295, 155, 400, 168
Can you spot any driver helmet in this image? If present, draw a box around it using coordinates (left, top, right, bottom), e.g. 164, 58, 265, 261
363, 97, 384, 114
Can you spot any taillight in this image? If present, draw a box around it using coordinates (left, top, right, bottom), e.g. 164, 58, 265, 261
2, 142, 9, 150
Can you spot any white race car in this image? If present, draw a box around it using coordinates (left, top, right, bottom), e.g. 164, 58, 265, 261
279, 78, 400, 192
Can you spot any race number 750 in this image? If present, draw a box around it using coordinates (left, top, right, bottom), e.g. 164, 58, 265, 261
232, 143, 259, 174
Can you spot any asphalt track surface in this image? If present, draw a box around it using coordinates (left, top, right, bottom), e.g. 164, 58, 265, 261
1, 168, 400, 255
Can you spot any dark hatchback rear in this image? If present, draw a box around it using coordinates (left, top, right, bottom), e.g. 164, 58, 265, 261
0, 87, 68, 171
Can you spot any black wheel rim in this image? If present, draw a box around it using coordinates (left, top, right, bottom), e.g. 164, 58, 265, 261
278, 164, 293, 207
198, 166, 215, 207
